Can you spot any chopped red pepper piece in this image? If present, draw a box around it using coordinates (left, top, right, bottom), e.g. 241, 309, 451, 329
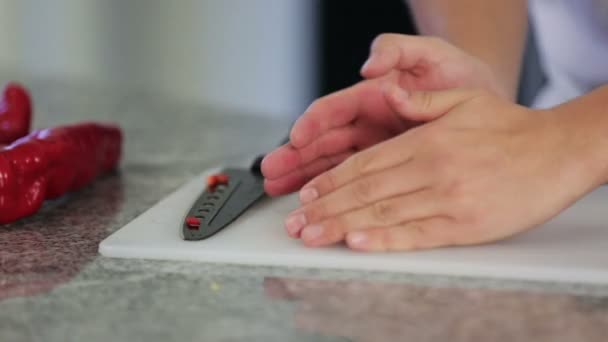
185, 216, 201, 229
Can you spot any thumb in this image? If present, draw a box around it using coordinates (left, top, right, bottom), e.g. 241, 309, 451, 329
360, 34, 444, 79
383, 84, 479, 122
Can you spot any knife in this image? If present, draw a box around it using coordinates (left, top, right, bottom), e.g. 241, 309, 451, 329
181, 155, 267, 241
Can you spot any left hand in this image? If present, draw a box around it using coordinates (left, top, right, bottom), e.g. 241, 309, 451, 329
262, 34, 506, 196
284, 86, 602, 251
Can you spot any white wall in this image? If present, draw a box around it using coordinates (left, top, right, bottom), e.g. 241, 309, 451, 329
0, 0, 317, 118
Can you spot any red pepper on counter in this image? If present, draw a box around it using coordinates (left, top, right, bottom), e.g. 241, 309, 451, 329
0, 83, 32, 144
0, 123, 123, 224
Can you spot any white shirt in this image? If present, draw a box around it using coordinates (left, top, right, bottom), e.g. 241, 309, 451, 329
529, 0, 608, 108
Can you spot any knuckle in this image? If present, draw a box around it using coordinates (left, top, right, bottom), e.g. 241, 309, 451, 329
304, 200, 332, 223
324, 170, 338, 191
351, 178, 374, 205
305, 202, 328, 223
325, 217, 347, 238
413, 90, 434, 112
316, 170, 337, 194
426, 153, 453, 179
383, 227, 416, 251
371, 200, 397, 225
444, 180, 467, 202
401, 223, 447, 251
349, 153, 374, 177
441, 179, 469, 209
407, 224, 427, 248
443, 182, 483, 225
371, 33, 396, 50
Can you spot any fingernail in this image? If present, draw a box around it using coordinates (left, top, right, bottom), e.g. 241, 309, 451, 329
285, 213, 307, 237
301, 224, 324, 241
347, 232, 368, 249
299, 187, 318, 204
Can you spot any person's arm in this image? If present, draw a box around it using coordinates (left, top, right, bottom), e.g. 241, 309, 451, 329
407, 0, 528, 100
553, 85, 608, 184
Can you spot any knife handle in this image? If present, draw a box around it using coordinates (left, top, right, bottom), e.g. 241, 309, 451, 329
250, 155, 264, 175
250, 136, 290, 175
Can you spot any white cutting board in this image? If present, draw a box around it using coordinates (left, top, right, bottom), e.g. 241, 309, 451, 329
99, 169, 608, 285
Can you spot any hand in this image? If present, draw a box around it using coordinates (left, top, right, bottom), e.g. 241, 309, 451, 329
262, 34, 506, 196
283, 86, 601, 251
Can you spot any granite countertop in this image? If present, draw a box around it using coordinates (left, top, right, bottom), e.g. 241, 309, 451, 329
1, 78, 608, 342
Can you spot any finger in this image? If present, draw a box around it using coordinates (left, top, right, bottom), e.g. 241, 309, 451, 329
297, 85, 475, 198
300, 132, 417, 200
264, 151, 353, 196
298, 189, 441, 246
289, 79, 395, 149
383, 84, 480, 122
361, 34, 446, 78
292, 161, 431, 230
262, 125, 390, 180
345, 217, 455, 252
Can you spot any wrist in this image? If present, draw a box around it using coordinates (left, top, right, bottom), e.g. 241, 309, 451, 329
477, 54, 520, 102
551, 85, 608, 187
486, 69, 517, 102
471, 55, 518, 102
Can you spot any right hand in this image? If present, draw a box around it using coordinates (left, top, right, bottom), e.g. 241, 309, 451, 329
262, 34, 508, 196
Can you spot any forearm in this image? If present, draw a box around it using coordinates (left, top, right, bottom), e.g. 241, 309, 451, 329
553, 85, 608, 186
407, 0, 528, 100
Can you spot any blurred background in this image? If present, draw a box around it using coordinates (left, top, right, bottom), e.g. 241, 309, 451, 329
0, 0, 419, 119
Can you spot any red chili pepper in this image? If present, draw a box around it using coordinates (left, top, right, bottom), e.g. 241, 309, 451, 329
0, 123, 123, 224
0, 83, 32, 144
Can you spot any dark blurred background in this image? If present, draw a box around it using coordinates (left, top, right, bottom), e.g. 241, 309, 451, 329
317, 0, 542, 105
318, 0, 417, 96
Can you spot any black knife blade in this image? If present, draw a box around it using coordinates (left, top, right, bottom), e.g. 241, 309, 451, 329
181, 157, 267, 241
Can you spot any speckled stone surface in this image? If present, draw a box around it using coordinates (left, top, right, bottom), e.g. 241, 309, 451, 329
1, 77, 608, 342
